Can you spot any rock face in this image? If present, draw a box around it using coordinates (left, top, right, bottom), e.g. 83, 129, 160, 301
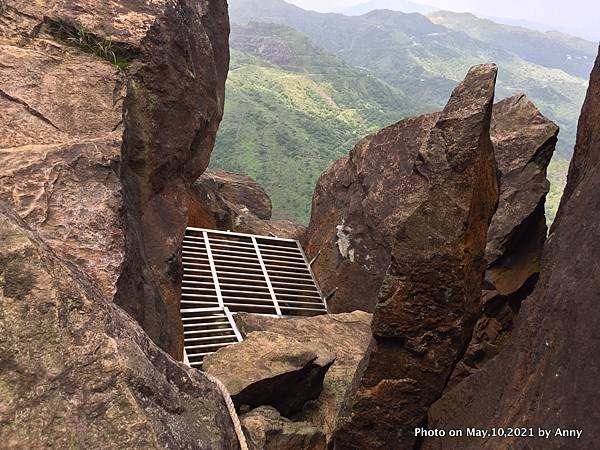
333, 64, 500, 450
0, 0, 230, 358
199, 170, 273, 220
203, 331, 335, 417
0, 4, 127, 299
235, 311, 373, 440
241, 406, 326, 450
0, 205, 239, 449
114, 0, 230, 358
304, 96, 555, 316
190, 170, 305, 239
423, 47, 600, 450
0, 1, 238, 446
303, 112, 439, 313
448, 94, 558, 385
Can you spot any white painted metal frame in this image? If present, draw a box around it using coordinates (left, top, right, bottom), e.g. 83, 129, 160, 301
182, 227, 327, 315
182, 306, 242, 369
251, 235, 282, 316
180, 227, 327, 368
203, 230, 224, 308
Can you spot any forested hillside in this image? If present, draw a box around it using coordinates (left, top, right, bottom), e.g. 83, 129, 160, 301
211, 0, 594, 222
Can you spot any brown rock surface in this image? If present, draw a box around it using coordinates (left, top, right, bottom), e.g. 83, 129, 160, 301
448, 94, 558, 385
189, 170, 306, 239
241, 406, 326, 450
0, 204, 239, 449
333, 64, 499, 450
198, 170, 273, 220
234, 311, 373, 440
203, 331, 334, 417
0, 5, 126, 298
303, 112, 439, 313
423, 46, 600, 450
304, 96, 555, 316
115, 0, 230, 358
0, 0, 230, 357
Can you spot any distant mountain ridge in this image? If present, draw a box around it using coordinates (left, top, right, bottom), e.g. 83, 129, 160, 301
212, 0, 593, 222
429, 11, 597, 79
339, 0, 435, 16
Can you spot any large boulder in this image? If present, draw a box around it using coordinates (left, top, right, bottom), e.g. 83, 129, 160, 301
241, 406, 326, 450
203, 331, 335, 417
0, 204, 239, 449
234, 311, 373, 440
198, 170, 273, 220
0, 0, 230, 358
423, 47, 600, 450
448, 94, 558, 385
304, 96, 555, 316
303, 112, 439, 313
333, 64, 500, 450
189, 170, 306, 239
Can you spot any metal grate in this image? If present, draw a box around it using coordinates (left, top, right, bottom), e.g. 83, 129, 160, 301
182, 307, 242, 370
181, 227, 327, 366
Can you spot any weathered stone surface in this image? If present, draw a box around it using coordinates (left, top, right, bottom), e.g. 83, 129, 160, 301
204, 331, 334, 417
448, 94, 558, 386
333, 64, 499, 450
241, 406, 326, 450
198, 170, 273, 220
235, 311, 372, 440
0, 204, 239, 449
189, 170, 306, 239
0, 5, 126, 299
7, 0, 168, 45
115, 0, 230, 358
303, 112, 439, 313
304, 96, 555, 317
423, 46, 600, 450
0, 0, 231, 358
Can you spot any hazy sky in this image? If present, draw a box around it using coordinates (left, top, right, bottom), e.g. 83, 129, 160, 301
287, 0, 600, 41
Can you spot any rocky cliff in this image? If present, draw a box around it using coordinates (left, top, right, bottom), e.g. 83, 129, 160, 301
0, 0, 239, 447
190, 170, 306, 239
304, 95, 556, 318
448, 94, 558, 385
0, 205, 239, 448
0, 0, 229, 358
2, 2, 598, 449
423, 45, 600, 450
332, 63, 500, 450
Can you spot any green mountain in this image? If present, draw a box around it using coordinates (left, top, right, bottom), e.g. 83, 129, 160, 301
211, 0, 594, 223
429, 12, 597, 79
211, 22, 414, 222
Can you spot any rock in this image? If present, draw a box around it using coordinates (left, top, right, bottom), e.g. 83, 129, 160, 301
0, 204, 239, 449
114, 0, 230, 358
198, 170, 273, 220
423, 47, 600, 450
333, 64, 499, 450
0, 5, 126, 299
234, 311, 372, 440
189, 170, 306, 239
303, 112, 439, 313
0, 0, 230, 358
203, 331, 335, 417
241, 406, 326, 450
448, 94, 558, 386
304, 96, 555, 316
